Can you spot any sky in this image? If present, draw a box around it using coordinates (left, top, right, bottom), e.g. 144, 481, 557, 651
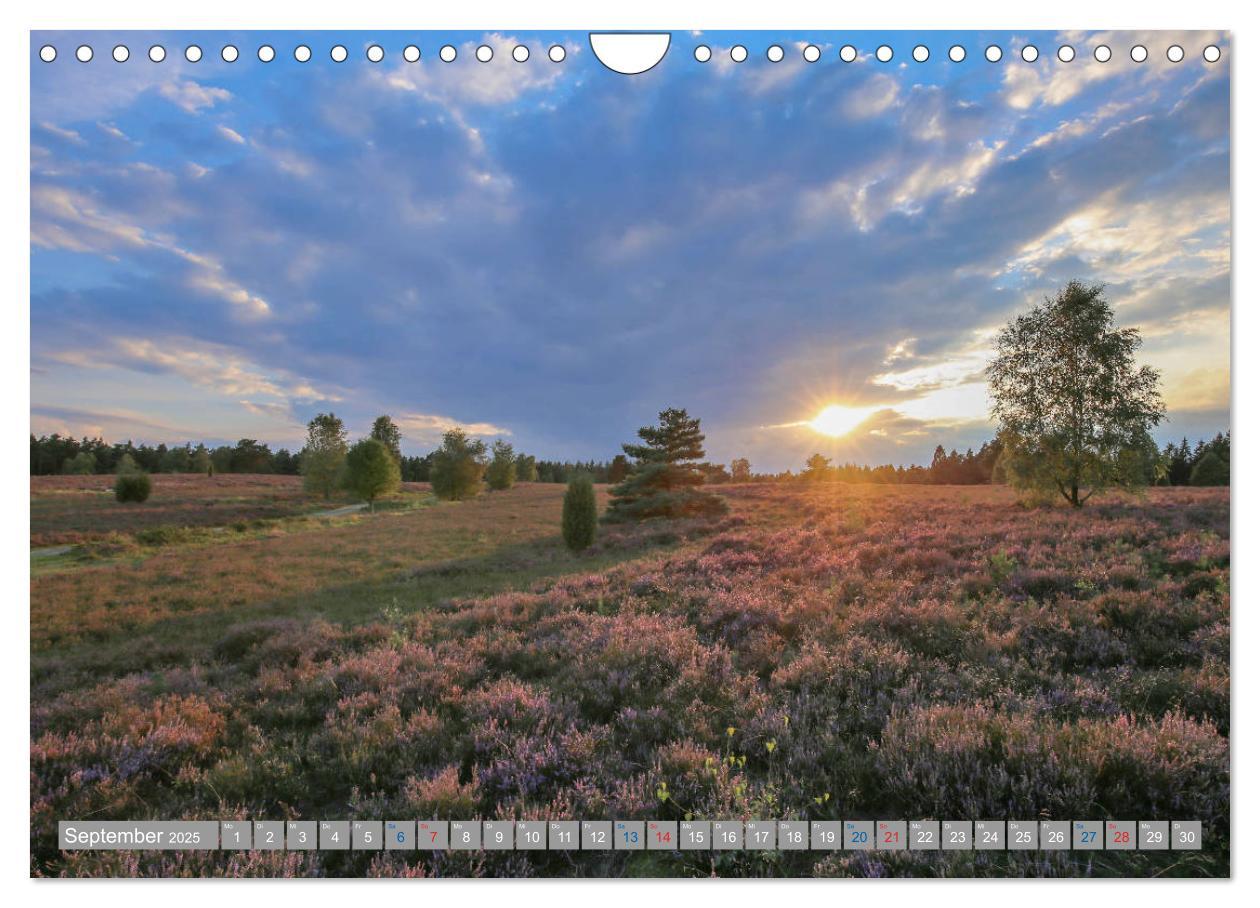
30, 30, 1231, 472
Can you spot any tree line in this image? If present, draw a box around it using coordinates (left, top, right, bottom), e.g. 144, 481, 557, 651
30, 425, 1229, 490
32, 431, 615, 485
30, 436, 297, 477
1159, 433, 1230, 487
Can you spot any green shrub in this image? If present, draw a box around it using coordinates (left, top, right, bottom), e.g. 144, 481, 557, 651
429, 429, 487, 501
486, 440, 517, 491
1190, 451, 1228, 486
135, 526, 189, 546
514, 453, 538, 482
342, 438, 401, 509
114, 472, 152, 503
62, 451, 97, 475
562, 474, 598, 552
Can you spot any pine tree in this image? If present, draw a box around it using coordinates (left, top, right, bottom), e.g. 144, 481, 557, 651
608, 454, 630, 483
603, 408, 727, 522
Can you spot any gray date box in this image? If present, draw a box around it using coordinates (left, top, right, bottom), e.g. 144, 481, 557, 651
974, 820, 1005, 850
1171, 820, 1202, 851
320, 821, 349, 850
844, 820, 874, 850
647, 820, 677, 850
811, 821, 843, 850
1073, 820, 1103, 850
483, 820, 513, 850
876, 820, 906, 850
253, 820, 284, 851
713, 820, 743, 850
1008, 820, 1037, 850
352, 821, 382, 850
778, 821, 808, 850
287, 821, 316, 850
450, 821, 480, 850
746, 820, 776, 850
385, 821, 415, 850
679, 820, 710, 850
614, 820, 645, 850
1139, 820, 1169, 850
582, 820, 612, 850
941, 820, 971, 850
909, 820, 939, 850
417, 820, 448, 850
220, 821, 251, 850
516, 821, 546, 850
1040, 821, 1070, 850
549, 821, 579, 850
1105, 820, 1136, 851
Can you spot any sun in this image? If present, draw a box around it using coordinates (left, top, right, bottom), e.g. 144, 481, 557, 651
809, 404, 871, 438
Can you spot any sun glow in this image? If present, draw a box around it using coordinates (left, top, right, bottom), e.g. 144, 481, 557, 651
809, 404, 872, 437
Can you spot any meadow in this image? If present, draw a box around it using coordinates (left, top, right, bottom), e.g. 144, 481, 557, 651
32, 473, 428, 548
29, 477, 1229, 877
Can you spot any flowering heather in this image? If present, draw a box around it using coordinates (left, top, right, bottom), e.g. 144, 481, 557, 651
30, 483, 1228, 877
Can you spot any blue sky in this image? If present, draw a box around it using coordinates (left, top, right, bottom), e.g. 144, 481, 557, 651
30, 30, 1230, 471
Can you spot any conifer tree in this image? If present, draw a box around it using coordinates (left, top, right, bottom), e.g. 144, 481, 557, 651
562, 474, 598, 551
604, 408, 727, 522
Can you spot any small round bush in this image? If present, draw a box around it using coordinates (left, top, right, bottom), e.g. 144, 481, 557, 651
562, 474, 598, 552
114, 472, 152, 503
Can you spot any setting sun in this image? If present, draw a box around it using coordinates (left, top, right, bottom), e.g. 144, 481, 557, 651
809, 404, 872, 437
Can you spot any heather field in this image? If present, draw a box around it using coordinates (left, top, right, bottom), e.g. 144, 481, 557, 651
29, 480, 1229, 877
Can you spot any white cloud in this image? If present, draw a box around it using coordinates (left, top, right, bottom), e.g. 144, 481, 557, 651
842, 74, 901, 118
159, 80, 233, 113
799, 139, 1003, 231
31, 185, 273, 320
38, 122, 85, 145
1003, 29, 1228, 110
217, 125, 247, 145
597, 221, 672, 262
396, 412, 511, 443
873, 330, 996, 394
96, 122, 130, 142
1004, 188, 1231, 287
375, 33, 570, 107
46, 336, 342, 412
30, 405, 199, 442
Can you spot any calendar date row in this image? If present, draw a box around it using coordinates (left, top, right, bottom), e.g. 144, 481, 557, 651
60, 819, 1202, 852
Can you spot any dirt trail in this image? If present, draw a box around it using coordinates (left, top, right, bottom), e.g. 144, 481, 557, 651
310, 502, 368, 518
